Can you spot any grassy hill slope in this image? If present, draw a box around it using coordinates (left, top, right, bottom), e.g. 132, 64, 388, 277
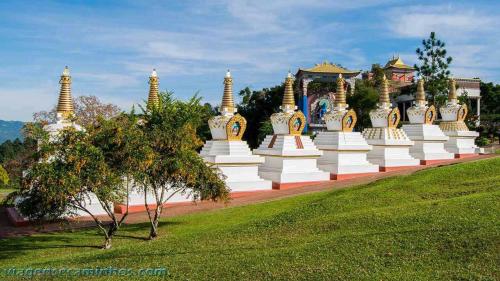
1, 158, 499, 280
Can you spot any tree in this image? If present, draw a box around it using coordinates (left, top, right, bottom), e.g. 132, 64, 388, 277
19, 127, 126, 249
347, 79, 379, 131
480, 82, 500, 115
136, 92, 229, 239
0, 136, 37, 190
414, 32, 453, 105
88, 113, 153, 245
369, 64, 386, 88
33, 95, 121, 128
237, 85, 284, 148
0, 164, 9, 188
477, 82, 500, 144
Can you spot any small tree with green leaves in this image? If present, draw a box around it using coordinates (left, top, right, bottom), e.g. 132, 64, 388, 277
414, 32, 453, 105
137, 92, 229, 239
88, 112, 153, 243
19, 127, 125, 249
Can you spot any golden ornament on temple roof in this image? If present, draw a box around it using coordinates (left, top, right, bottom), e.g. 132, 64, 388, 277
384, 56, 415, 70
300, 61, 360, 75
56, 66, 74, 118
282, 71, 295, 108
147, 69, 160, 110
379, 74, 390, 105
448, 78, 457, 101
221, 70, 235, 113
335, 73, 346, 107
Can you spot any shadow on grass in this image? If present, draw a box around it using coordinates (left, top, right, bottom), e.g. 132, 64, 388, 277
0, 220, 184, 262
0, 232, 102, 261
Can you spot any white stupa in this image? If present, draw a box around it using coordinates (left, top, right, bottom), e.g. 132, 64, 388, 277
43, 67, 107, 216
253, 72, 330, 189
314, 74, 379, 179
401, 79, 454, 164
362, 75, 420, 171
200, 70, 272, 192
439, 79, 479, 157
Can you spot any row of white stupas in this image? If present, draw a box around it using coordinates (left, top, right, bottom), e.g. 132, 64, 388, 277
200, 70, 479, 190
42, 67, 479, 216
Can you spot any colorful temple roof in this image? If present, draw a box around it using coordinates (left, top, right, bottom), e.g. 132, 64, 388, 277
296, 61, 360, 76
384, 56, 415, 70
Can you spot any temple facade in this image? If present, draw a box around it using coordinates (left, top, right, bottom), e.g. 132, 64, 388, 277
295, 62, 361, 132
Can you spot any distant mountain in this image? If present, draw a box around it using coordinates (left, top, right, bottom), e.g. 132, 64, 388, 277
0, 120, 24, 143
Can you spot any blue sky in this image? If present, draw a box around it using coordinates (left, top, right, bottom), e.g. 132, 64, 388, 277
0, 0, 498, 121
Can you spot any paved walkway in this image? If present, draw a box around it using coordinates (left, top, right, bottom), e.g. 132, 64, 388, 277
0, 154, 497, 238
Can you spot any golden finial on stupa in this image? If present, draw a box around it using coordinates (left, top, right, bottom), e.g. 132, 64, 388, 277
379, 74, 390, 105
335, 73, 346, 107
56, 66, 74, 119
282, 71, 295, 109
448, 78, 457, 102
221, 69, 234, 113
147, 69, 159, 110
415, 78, 426, 105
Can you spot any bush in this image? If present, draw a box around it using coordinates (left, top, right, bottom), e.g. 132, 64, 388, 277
476, 136, 490, 147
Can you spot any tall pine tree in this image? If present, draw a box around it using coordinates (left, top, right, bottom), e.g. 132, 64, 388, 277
414, 32, 453, 105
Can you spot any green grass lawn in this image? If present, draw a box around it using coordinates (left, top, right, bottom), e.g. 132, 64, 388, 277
1, 158, 499, 280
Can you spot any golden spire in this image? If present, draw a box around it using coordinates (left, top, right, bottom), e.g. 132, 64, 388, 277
415, 78, 426, 105
448, 78, 457, 101
147, 69, 159, 109
379, 74, 390, 105
335, 73, 346, 107
56, 66, 74, 119
282, 71, 295, 109
221, 69, 234, 113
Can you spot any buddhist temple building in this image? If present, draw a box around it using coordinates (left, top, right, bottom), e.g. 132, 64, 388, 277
295, 61, 361, 132
383, 56, 415, 84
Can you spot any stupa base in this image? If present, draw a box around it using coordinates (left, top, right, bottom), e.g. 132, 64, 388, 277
442, 130, 479, 155
366, 145, 420, 169
409, 141, 455, 161
314, 131, 379, 176
402, 124, 455, 161
200, 140, 272, 192
256, 156, 330, 186
217, 165, 272, 192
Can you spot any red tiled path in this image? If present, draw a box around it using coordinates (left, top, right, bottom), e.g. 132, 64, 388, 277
0, 154, 497, 238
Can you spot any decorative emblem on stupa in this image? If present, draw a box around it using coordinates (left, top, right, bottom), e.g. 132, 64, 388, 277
56, 66, 74, 121
270, 72, 306, 136
367, 74, 401, 129
407, 79, 436, 124
147, 69, 159, 110
208, 70, 247, 141
323, 74, 357, 132
439, 78, 469, 131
